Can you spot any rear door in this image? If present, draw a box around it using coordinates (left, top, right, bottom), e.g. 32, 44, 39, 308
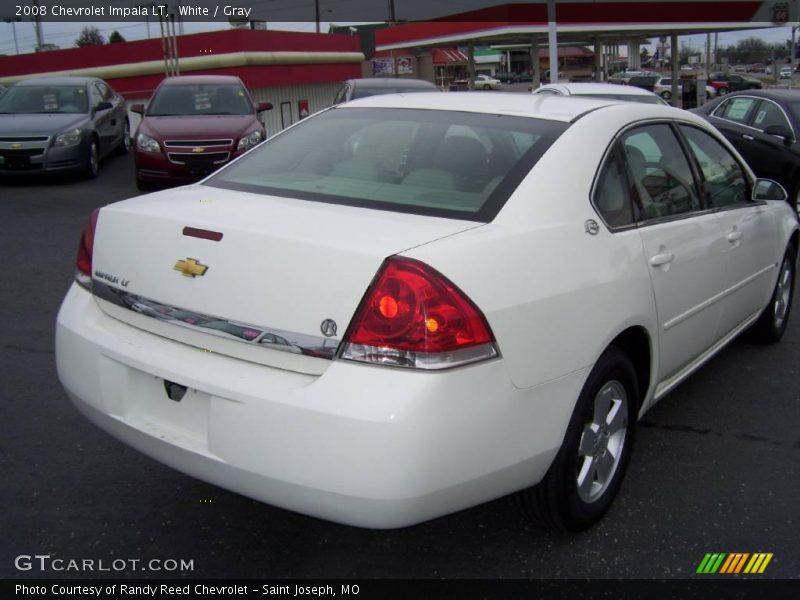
623, 123, 729, 380
706, 96, 759, 157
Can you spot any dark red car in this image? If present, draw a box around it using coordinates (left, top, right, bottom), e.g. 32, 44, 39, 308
132, 75, 272, 190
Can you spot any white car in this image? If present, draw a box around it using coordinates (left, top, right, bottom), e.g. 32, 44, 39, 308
653, 77, 716, 101
56, 93, 798, 531
454, 74, 502, 90
533, 82, 668, 105
780, 67, 793, 79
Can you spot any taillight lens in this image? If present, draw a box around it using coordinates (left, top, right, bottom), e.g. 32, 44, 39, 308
340, 257, 498, 369
75, 208, 100, 290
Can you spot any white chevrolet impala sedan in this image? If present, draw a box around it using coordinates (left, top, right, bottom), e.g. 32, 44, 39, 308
56, 93, 798, 531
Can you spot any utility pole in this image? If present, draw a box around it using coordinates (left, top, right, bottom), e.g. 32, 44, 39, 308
32, 0, 43, 50
3, 18, 20, 54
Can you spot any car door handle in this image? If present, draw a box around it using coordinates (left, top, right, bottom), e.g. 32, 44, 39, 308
727, 230, 743, 243
742, 134, 754, 141
649, 253, 674, 267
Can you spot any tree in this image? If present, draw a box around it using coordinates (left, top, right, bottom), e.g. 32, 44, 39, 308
108, 30, 126, 44
74, 26, 105, 48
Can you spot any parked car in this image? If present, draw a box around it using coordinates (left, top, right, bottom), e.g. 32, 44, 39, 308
707, 72, 762, 95
0, 76, 129, 178
452, 74, 502, 90
57, 92, 798, 532
780, 67, 793, 80
0, 83, 6, 97
532, 82, 668, 105
333, 78, 439, 104
653, 76, 716, 101
131, 75, 272, 190
692, 89, 800, 212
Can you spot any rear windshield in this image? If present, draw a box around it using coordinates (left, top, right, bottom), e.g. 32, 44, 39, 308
148, 83, 253, 116
205, 107, 567, 221
351, 85, 435, 99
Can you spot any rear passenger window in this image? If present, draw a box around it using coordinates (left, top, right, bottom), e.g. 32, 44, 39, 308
594, 148, 636, 228
679, 125, 748, 208
621, 124, 701, 220
752, 100, 791, 132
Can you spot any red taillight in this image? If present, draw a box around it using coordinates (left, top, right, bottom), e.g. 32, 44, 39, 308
75, 208, 100, 289
341, 257, 497, 369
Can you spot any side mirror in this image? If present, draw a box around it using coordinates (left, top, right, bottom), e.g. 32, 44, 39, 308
130, 103, 145, 115
94, 101, 113, 112
752, 178, 788, 202
256, 101, 273, 112
764, 124, 793, 145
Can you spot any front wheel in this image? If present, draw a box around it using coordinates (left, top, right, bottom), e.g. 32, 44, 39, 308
116, 120, 130, 156
84, 140, 99, 179
660, 90, 672, 100
718, 86, 729, 95
748, 245, 796, 343
518, 346, 638, 531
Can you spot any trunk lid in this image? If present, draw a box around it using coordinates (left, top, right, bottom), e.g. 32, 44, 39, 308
92, 185, 481, 374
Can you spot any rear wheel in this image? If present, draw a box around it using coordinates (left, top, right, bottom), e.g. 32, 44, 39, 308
518, 346, 638, 531
660, 90, 672, 100
483, 84, 492, 90
718, 86, 729, 95
749, 245, 796, 343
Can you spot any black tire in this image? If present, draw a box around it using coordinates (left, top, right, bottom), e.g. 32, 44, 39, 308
660, 90, 671, 100
483, 84, 492, 90
748, 245, 796, 343
84, 139, 99, 179
116, 120, 130, 156
718, 87, 729, 95
518, 346, 638, 531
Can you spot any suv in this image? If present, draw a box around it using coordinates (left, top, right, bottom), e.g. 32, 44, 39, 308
333, 78, 439, 104
132, 75, 272, 190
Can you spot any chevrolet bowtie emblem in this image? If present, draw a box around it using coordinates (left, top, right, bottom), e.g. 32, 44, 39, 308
11, 143, 22, 149
174, 258, 208, 278
192, 147, 205, 153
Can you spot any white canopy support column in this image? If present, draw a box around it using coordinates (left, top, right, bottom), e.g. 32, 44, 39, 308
671, 32, 680, 108
627, 40, 640, 70
467, 40, 475, 90
594, 36, 603, 81
530, 37, 541, 88
547, 0, 558, 82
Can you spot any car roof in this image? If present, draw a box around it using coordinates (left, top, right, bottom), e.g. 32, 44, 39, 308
338, 91, 641, 123
722, 89, 800, 102
158, 75, 243, 86
347, 78, 438, 89
534, 82, 657, 97
14, 76, 99, 87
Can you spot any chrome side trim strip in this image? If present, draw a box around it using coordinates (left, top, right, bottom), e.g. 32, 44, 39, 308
663, 263, 775, 331
92, 280, 339, 359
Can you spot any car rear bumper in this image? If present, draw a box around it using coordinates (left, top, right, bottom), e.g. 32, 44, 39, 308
56, 283, 585, 528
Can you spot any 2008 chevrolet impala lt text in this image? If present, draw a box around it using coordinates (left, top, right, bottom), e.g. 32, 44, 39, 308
55, 93, 798, 530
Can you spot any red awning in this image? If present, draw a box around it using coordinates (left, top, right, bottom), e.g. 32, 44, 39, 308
432, 47, 469, 65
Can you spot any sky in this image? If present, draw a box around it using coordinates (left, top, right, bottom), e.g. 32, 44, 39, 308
0, 20, 795, 57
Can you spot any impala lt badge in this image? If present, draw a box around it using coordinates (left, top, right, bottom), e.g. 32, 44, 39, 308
174, 258, 208, 278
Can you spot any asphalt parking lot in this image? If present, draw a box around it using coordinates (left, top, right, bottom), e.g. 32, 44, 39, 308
1, 152, 798, 580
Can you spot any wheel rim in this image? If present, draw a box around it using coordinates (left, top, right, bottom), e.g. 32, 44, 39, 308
773, 257, 793, 330
576, 380, 628, 504
89, 142, 98, 174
